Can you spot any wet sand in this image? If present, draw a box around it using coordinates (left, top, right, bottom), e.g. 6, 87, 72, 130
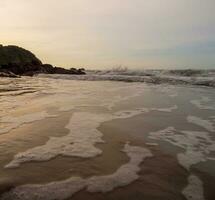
0, 113, 189, 200
70, 120, 188, 200
0, 78, 215, 200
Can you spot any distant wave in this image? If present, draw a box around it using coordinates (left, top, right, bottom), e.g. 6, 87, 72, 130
88, 68, 215, 77
38, 69, 215, 87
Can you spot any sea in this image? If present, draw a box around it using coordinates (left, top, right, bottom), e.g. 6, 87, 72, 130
0, 69, 215, 200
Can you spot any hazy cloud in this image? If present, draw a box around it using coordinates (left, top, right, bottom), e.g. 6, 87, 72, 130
0, 0, 215, 69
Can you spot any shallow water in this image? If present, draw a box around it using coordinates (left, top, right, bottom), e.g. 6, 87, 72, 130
0, 76, 215, 200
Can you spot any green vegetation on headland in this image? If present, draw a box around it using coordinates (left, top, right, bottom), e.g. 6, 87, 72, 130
0, 45, 85, 77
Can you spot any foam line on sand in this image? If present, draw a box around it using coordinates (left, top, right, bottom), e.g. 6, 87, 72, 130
1, 143, 152, 200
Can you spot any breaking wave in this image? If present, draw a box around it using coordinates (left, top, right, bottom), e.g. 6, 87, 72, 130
38, 69, 215, 87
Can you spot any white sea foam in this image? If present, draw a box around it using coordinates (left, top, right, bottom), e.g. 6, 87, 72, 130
157, 85, 178, 98
2, 144, 152, 200
1, 177, 86, 200
5, 112, 107, 168
0, 111, 57, 135
5, 105, 176, 168
149, 127, 215, 170
150, 105, 178, 112
182, 175, 205, 200
87, 143, 153, 193
114, 105, 178, 119
145, 142, 159, 146
177, 151, 206, 170
187, 116, 215, 132
105, 91, 144, 111
190, 97, 215, 110
38, 71, 215, 88
53, 83, 147, 112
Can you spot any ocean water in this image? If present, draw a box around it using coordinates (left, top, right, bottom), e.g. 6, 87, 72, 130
39, 69, 215, 87
0, 74, 215, 200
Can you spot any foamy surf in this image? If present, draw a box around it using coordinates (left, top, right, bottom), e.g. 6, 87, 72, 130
148, 128, 211, 199
1, 143, 152, 200
148, 127, 215, 170
187, 116, 215, 132
5, 112, 107, 168
5, 104, 178, 169
0, 76, 215, 199
87, 143, 153, 193
182, 174, 205, 200
38, 69, 215, 88
190, 97, 215, 111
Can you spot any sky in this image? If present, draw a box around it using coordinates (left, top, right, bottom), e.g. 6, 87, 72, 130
0, 0, 215, 69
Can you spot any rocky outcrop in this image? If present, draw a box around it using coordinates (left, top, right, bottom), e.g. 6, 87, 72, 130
0, 45, 85, 77
0, 45, 42, 67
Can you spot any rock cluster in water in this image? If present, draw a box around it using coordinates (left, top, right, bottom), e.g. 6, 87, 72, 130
0, 45, 85, 77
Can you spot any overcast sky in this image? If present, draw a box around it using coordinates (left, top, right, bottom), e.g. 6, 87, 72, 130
0, 0, 215, 69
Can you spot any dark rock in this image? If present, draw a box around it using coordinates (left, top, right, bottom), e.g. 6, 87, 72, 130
0, 45, 85, 76
0, 45, 42, 67
0, 71, 20, 78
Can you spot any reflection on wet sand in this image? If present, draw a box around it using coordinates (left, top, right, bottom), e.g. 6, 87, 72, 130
0, 77, 215, 200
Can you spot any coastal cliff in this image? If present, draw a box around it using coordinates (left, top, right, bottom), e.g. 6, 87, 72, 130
0, 45, 85, 77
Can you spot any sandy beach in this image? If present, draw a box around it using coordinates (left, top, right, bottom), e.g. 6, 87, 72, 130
0, 76, 214, 200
